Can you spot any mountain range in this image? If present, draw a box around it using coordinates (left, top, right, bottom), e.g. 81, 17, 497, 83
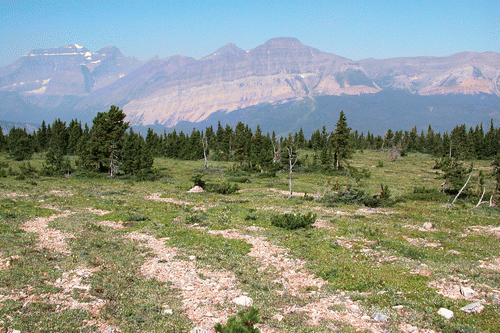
1, 37, 499, 135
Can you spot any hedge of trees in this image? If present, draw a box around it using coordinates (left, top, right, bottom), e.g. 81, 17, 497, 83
1, 105, 500, 178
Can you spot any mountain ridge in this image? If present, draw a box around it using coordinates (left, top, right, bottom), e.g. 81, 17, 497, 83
1, 38, 499, 133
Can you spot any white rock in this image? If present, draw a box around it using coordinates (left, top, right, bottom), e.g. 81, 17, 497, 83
189, 255, 196, 260
392, 305, 404, 310
233, 296, 253, 306
371, 313, 390, 321
460, 302, 484, 314
188, 186, 204, 193
272, 314, 284, 321
164, 309, 173, 314
460, 286, 475, 298
423, 222, 433, 229
437, 308, 454, 319
361, 315, 372, 320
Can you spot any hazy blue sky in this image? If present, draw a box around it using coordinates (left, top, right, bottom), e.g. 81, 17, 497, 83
1, 0, 499, 67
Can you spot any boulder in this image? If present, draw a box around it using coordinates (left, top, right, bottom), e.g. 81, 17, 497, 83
233, 296, 253, 306
460, 302, 484, 314
437, 308, 454, 319
371, 313, 390, 321
188, 186, 204, 193
460, 286, 475, 298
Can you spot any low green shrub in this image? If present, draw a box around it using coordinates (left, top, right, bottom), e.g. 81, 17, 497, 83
256, 171, 276, 178
214, 306, 260, 333
205, 182, 239, 194
191, 173, 206, 188
403, 186, 446, 201
320, 187, 383, 208
227, 176, 250, 183
271, 212, 317, 230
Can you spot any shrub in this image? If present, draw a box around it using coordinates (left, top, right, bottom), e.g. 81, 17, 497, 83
271, 212, 317, 230
214, 306, 260, 333
403, 186, 445, 201
320, 187, 386, 208
205, 182, 240, 194
191, 173, 206, 188
15, 162, 38, 180
227, 176, 250, 183
256, 171, 276, 178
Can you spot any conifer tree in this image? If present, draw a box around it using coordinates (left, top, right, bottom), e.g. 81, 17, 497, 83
332, 111, 352, 169
66, 119, 83, 155
0, 126, 5, 152
8, 127, 33, 161
79, 105, 129, 173
37, 120, 48, 151
49, 119, 68, 155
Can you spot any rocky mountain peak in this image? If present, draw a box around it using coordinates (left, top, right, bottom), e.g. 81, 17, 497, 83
261, 37, 303, 47
202, 42, 245, 60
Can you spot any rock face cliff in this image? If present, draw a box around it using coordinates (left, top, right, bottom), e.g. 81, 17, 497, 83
0, 38, 499, 128
78, 37, 379, 126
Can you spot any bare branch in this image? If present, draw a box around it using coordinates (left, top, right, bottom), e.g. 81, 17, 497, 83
451, 172, 473, 206
475, 188, 487, 207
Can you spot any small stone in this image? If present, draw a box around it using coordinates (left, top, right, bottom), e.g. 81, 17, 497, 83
12, 330, 21, 333
460, 286, 475, 298
205, 312, 213, 317
164, 309, 173, 315
460, 302, 484, 314
361, 315, 371, 320
272, 314, 284, 321
423, 222, 433, 230
191, 327, 211, 333
447, 250, 461, 255
90, 307, 100, 318
233, 296, 253, 306
392, 305, 404, 310
371, 313, 390, 321
437, 308, 454, 319
189, 255, 196, 260
418, 269, 432, 277
183, 286, 195, 291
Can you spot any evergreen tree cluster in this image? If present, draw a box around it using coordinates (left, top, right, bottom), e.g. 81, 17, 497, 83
350, 120, 500, 160
3, 105, 500, 180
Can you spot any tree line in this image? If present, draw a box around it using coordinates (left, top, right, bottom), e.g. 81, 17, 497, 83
1, 106, 500, 177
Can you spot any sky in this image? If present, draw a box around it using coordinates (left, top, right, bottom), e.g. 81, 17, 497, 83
1, 0, 499, 68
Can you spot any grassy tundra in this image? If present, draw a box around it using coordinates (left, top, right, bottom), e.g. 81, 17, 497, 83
0, 150, 499, 332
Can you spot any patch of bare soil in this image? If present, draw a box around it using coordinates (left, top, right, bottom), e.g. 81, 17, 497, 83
1, 193, 28, 197
479, 257, 500, 273
283, 296, 384, 332
312, 206, 393, 217
268, 188, 321, 198
85, 208, 113, 216
146, 193, 214, 212
0, 266, 120, 333
125, 232, 245, 331
49, 190, 74, 197
96, 220, 125, 230
403, 224, 437, 232
209, 229, 327, 296
0, 255, 21, 270
468, 225, 500, 237
208, 229, 388, 331
313, 219, 336, 231
21, 212, 75, 255
146, 193, 194, 206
